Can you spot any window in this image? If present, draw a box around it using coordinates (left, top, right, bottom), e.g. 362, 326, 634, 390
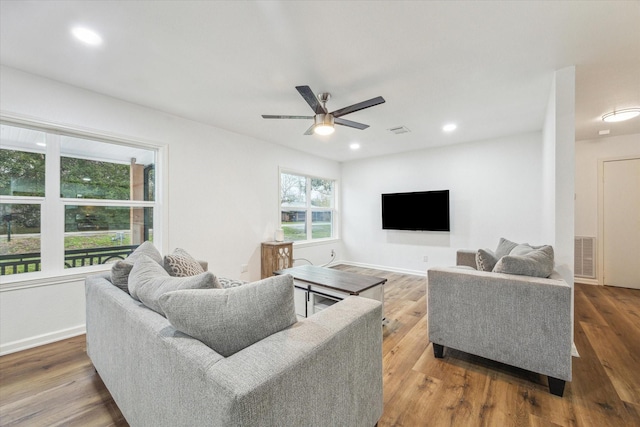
280, 171, 336, 242
0, 122, 161, 277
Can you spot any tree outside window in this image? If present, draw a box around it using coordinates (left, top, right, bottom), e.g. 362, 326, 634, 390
280, 172, 335, 242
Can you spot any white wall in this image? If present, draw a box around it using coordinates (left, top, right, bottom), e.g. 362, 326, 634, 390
575, 133, 640, 284
341, 132, 545, 274
0, 66, 342, 354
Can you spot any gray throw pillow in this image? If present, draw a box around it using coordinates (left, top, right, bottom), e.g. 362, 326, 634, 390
159, 274, 297, 357
495, 237, 519, 258
476, 248, 498, 271
493, 245, 555, 278
164, 248, 205, 277
111, 241, 163, 295
129, 255, 221, 314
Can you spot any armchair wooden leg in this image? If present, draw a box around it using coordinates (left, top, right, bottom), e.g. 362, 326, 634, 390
548, 377, 565, 397
433, 343, 444, 358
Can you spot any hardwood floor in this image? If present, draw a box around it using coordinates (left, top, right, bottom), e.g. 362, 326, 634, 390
1, 265, 639, 426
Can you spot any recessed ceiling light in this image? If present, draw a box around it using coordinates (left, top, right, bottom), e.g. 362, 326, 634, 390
350, 143, 360, 150
36, 142, 46, 147
598, 129, 610, 135
602, 108, 640, 123
442, 123, 457, 132
72, 27, 103, 46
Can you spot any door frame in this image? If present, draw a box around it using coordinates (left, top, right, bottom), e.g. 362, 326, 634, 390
597, 155, 640, 286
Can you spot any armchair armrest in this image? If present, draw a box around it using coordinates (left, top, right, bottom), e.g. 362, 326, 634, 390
427, 266, 572, 381
456, 249, 477, 268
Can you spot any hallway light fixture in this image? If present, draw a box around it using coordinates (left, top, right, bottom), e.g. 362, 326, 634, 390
602, 108, 640, 123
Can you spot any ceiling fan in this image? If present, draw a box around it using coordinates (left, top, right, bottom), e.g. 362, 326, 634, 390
262, 86, 385, 136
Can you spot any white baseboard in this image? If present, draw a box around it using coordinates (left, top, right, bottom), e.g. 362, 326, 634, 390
0, 325, 86, 356
575, 277, 599, 286
338, 261, 426, 277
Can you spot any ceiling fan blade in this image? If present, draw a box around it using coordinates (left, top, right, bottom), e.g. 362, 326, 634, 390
262, 115, 314, 119
303, 124, 316, 135
331, 96, 385, 118
335, 117, 369, 130
296, 85, 327, 114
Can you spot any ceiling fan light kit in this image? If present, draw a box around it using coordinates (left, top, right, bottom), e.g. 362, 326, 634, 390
314, 113, 335, 135
262, 86, 385, 136
601, 108, 640, 123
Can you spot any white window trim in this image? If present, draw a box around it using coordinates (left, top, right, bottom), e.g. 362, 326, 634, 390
0, 114, 168, 287
278, 167, 339, 244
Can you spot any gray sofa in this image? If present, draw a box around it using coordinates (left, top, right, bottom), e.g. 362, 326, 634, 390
427, 249, 572, 396
86, 272, 383, 426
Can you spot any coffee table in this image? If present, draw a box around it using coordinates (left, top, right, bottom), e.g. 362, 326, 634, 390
274, 265, 386, 319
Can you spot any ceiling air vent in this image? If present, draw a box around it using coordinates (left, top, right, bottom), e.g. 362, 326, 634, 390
388, 126, 411, 135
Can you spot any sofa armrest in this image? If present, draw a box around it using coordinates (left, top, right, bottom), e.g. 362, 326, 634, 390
427, 266, 571, 381
207, 296, 383, 427
197, 260, 208, 271
456, 249, 477, 268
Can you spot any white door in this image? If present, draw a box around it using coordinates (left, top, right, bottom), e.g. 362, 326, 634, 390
603, 158, 640, 289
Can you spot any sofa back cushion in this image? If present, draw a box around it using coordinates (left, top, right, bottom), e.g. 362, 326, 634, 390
129, 255, 221, 314
493, 245, 555, 278
159, 274, 297, 357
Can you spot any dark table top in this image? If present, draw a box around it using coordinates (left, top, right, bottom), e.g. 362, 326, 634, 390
274, 265, 387, 295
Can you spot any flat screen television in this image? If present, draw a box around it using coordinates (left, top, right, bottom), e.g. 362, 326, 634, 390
381, 190, 450, 231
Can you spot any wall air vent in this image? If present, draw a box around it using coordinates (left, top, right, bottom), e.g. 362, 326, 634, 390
388, 126, 411, 135
574, 236, 596, 278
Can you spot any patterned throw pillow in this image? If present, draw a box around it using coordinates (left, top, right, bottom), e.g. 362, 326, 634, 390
218, 277, 248, 289
164, 248, 205, 277
476, 248, 499, 272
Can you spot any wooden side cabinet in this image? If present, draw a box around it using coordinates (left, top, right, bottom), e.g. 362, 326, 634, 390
261, 241, 293, 278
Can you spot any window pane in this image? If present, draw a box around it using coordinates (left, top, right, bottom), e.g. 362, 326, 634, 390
0, 124, 46, 197
310, 178, 333, 208
281, 210, 306, 241
60, 136, 155, 201
64, 205, 153, 269
312, 211, 332, 239
281, 173, 306, 207
0, 203, 41, 275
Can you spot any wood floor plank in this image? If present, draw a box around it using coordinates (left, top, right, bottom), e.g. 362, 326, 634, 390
580, 321, 640, 405
2, 270, 640, 427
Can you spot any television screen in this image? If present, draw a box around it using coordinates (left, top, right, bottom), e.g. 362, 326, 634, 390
381, 190, 450, 231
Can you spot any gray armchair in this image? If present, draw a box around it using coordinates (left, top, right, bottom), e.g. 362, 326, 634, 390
427, 249, 572, 396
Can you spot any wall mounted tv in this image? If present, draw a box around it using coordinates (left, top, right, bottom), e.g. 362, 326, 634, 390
381, 190, 450, 231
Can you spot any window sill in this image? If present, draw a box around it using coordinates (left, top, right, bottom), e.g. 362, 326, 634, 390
0, 264, 110, 291
292, 238, 341, 249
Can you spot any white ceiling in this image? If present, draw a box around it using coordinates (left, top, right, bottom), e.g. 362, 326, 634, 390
1, 1, 638, 162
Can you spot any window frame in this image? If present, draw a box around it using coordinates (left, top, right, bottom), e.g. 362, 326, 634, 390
0, 115, 166, 285
278, 168, 339, 245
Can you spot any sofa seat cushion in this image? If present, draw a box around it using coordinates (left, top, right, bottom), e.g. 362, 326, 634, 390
163, 248, 205, 277
129, 255, 221, 315
159, 274, 297, 357
493, 245, 555, 278
111, 241, 163, 295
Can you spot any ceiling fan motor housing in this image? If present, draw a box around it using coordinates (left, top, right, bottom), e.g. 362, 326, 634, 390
314, 113, 334, 127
